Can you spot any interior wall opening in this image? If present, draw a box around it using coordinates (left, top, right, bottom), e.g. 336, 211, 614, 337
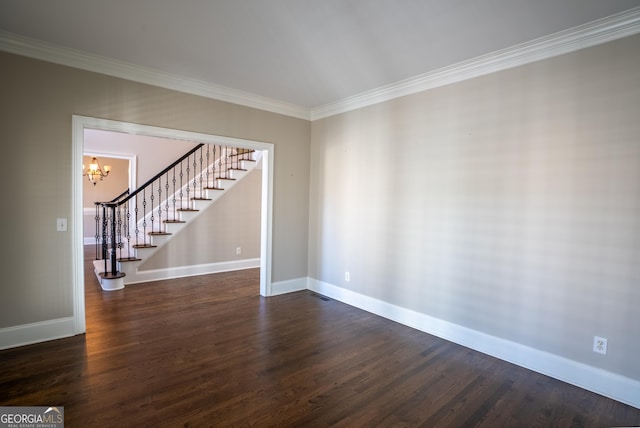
72, 116, 274, 334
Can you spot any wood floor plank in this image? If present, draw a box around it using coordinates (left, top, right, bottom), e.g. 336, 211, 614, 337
0, 247, 639, 427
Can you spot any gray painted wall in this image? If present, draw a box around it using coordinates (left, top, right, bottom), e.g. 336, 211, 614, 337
309, 34, 640, 382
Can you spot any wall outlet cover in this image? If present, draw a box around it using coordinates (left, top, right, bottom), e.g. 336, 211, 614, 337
593, 336, 607, 355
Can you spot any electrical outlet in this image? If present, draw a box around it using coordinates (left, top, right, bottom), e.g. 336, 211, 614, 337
345, 272, 350, 282
56, 218, 67, 232
236, 247, 242, 255
593, 336, 607, 355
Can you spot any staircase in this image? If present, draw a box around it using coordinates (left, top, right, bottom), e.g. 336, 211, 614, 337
92, 144, 259, 291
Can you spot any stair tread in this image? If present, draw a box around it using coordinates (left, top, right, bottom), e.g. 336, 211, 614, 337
133, 244, 157, 249
164, 220, 186, 223
216, 177, 236, 180
192, 197, 212, 201
204, 186, 224, 190
117, 257, 142, 262
177, 208, 199, 212
229, 168, 248, 171
149, 231, 171, 236
99, 271, 126, 279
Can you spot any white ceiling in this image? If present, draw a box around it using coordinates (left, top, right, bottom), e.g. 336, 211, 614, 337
1, 0, 640, 116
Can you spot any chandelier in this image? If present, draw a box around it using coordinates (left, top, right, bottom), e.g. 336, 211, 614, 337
83, 156, 111, 185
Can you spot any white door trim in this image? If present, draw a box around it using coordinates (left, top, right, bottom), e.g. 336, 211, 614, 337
82, 151, 137, 194
72, 115, 274, 334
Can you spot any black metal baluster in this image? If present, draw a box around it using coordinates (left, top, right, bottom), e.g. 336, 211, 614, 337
149, 182, 155, 234
125, 199, 132, 259
101, 205, 108, 272
134, 195, 140, 248
142, 188, 147, 245
172, 167, 177, 220
192, 151, 198, 200
212, 145, 218, 187
108, 203, 118, 275
179, 161, 184, 210
233, 146, 238, 170
198, 146, 204, 198
205, 145, 211, 188
116, 205, 123, 262
157, 176, 163, 232
185, 156, 191, 208
164, 172, 170, 230
224, 146, 229, 178
94, 202, 100, 260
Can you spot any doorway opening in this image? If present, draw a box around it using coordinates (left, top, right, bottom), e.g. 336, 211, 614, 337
72, 116, 274, 334
81, 150, 136, 246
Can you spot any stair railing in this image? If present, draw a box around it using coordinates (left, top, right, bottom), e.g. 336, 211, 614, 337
93, 143, 254, 279
94, 188, 129, 261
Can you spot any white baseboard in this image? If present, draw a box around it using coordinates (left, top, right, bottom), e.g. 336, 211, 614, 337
270, 277, 308, 296
307, 278, 640, 410
0, 317, 77, 350
125, 258, 261, 285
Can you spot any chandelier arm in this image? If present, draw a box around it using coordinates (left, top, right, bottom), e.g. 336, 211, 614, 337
83, 156, 111, 185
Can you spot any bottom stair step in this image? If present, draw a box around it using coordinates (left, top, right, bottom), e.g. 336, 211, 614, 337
99, 271, 126, 279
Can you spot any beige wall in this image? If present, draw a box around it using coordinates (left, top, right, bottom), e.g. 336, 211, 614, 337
0, 51, 310, 328
309, 34, 640, 381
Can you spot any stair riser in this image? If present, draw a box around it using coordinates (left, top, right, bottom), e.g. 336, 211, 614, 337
178, 211, 199, 222
149, 234, 172, 246
134, 247, 157, 259
164, 222, 187, 234
192, 200, 213, 210
118, 260, 142, 276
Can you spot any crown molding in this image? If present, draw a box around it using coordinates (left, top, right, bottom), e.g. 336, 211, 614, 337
311, 6, 640, 120
0, 30, 311, 121
2, 7, 639, 123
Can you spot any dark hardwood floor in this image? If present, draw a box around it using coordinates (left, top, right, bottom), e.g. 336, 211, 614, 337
1, 247, 639, 427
